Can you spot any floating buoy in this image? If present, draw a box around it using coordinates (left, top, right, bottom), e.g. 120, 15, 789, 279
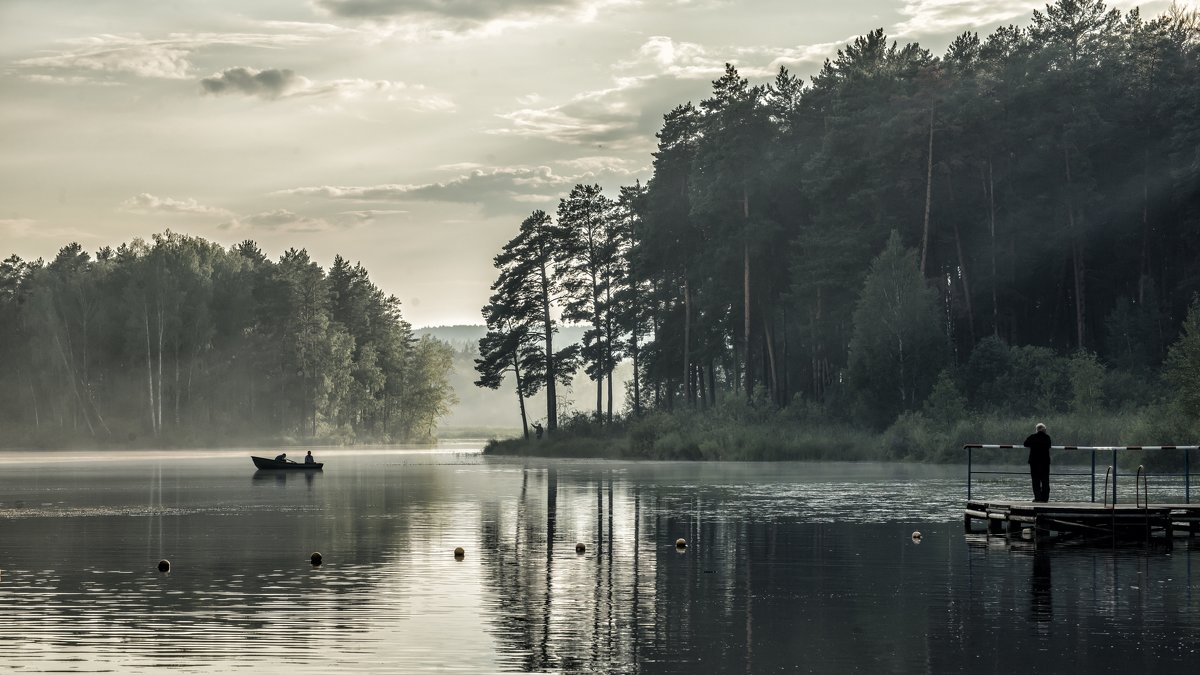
575, 543, 586, 554
157, 559, 170, 572
911, 531, 923, 541
675, 538, 687, 548
311, 552, 323, 566
454, 546, 465, 558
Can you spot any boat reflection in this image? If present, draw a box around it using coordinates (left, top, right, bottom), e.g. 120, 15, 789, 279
252, 469, 321, 487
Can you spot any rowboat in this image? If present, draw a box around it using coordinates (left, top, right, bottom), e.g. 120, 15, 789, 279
251, 456, 323, 470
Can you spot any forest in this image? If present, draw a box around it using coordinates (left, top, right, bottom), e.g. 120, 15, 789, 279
0, 232, 456, 447
477, 0, 1200, 460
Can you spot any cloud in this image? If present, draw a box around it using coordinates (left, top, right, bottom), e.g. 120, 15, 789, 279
0, 218, 39, 235
278, 166, 576, 216
220, 209, 339, 233
256, 20, 365, 38
435, 162, 486, 172
618, 35, 840, 80
618, 36, 727, 79
18, 36, 193, 79
299, 78, 457, 111
279, 163, 644, 216
492, 78, 654, 149
198, 67, 456, 110
511, 193, 560, 203
313, 0, 635, 39
20, 73, 126, 86
892, 0, 1044, 36
761, 40, 852, 74
342, 209, 408, 224
890, 0, 1154, 38
491, 35, 849, 149
200, 67, 298, 98
16, 32, 321, 83
120, 193, 234, 217
279, 166, 572, 207
556, 155, 644, 175
316, 0, 585, 21
0, 218, 96, 242
120, 194, 356, 232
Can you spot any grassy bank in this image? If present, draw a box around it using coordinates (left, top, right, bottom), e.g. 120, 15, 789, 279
484, 405, 1167, 464
484, 410, 882, 461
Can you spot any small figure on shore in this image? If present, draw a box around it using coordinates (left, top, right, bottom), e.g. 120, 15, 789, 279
304, 450, 315, 464
1023, 423, 1052, 503
274, 452, 289, 463
532, 422, 544, 440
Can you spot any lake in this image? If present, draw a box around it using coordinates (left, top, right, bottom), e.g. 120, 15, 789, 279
1, 446, 1198, 673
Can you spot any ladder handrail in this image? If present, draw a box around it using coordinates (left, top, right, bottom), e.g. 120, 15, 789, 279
1103, 466, 1115, 509
1136, 464, 1149, 509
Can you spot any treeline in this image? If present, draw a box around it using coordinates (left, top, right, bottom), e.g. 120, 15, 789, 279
0, 232, 455, 447
478, 0, 1200, 447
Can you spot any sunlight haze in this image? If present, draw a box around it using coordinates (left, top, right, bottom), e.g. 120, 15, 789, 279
0, 0, 1169, 326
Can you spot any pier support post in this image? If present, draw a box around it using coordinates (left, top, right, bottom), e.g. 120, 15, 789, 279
988, 516, 1005, 535
1033, 516, 1048, 543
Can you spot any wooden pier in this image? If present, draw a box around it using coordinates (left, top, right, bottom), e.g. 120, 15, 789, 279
962, 444, 1200, 548
964, 499, 1200, 547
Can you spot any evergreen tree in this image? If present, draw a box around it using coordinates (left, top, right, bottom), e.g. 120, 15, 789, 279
485, 210, 580, 432
847, 232, 948, 427
1165, 297, 1200, 423
556, 183, 616, 422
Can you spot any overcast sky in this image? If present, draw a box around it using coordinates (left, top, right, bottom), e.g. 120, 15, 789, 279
0, 0, 1170, 327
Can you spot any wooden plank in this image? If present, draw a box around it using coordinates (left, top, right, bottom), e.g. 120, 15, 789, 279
1034, 509, 1167, 517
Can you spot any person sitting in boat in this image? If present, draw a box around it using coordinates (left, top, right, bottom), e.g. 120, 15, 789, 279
304, 451, 315, 464
274, 452, 290, 463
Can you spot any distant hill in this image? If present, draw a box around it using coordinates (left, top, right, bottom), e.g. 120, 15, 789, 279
416, 324, 629, 436
415, 324, 587, 348
413, 325, 486, 348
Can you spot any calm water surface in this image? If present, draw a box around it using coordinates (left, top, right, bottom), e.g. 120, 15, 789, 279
1, 446, 1199, 673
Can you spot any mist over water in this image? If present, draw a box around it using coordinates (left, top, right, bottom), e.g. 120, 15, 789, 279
1, 448, 1198, 673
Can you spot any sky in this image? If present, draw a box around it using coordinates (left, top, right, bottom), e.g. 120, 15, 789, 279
0, 0, 1172, 328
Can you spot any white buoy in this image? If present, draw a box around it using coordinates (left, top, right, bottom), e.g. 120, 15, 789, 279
675, 538, 687, 548
911, 531, 923, 541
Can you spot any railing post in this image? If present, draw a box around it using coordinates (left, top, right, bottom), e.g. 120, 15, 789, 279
1091, 450, 1096, 503
1112, 448, 1118, 504
967, 446, 973, 501
1187, 448, 1191, 505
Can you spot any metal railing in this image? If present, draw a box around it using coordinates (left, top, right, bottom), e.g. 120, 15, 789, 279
1103, 465, 1114, 508
964, 445, 1200, 504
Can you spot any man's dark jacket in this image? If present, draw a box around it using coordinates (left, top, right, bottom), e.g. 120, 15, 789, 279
1024, 431, 1052, 468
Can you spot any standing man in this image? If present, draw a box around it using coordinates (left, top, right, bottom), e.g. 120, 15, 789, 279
1023, 423, 1052, 502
